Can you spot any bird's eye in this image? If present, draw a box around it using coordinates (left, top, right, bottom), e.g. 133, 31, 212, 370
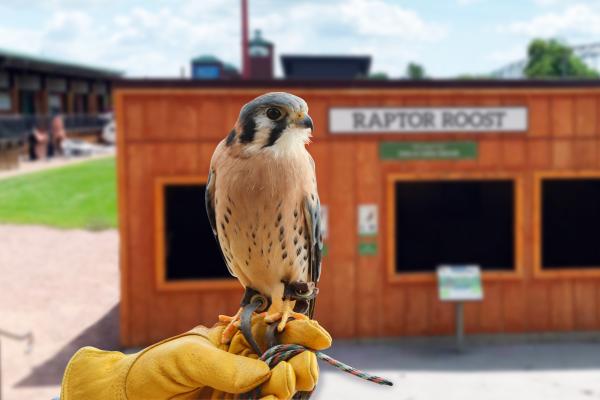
266, 108, 282, 120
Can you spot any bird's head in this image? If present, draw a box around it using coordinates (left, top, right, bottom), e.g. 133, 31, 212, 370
226, 92, 313, 156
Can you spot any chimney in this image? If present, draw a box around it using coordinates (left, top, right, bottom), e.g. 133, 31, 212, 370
241, 0, 250, 79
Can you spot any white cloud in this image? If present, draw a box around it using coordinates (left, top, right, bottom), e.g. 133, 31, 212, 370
341, 0, 446, 40
0, 0, 446, 77
252, 0, 446, 77
504, 4, 600, 36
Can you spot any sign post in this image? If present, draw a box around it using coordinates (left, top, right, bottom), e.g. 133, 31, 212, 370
437, 265, 483, 352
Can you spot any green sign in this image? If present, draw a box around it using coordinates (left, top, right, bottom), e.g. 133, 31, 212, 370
379, 141, 477, 160
437, 265, 483, 301
358, 242, 377, 256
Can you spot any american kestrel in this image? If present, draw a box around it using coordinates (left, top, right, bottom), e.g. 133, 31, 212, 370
205, 92, 322, 343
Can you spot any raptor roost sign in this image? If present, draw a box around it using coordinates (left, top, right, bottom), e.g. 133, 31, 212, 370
329, 107, 528, 133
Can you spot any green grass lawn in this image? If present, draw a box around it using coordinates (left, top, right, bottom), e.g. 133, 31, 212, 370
0, 157, 117, 230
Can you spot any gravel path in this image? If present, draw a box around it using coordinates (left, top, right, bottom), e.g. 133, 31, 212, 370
0, 224, 119, 400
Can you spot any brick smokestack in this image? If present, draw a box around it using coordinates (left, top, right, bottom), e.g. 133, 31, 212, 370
241, 0, 250, 79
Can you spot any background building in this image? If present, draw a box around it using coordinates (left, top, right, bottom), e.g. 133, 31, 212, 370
190, 55, 240, 80
114, 78, 600, 347
281, 55, 371, 80
0, 48, 121, 116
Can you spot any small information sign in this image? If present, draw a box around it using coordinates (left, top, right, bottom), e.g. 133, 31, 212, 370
437, 265, 483, 301
379, 141, 477, 160
358, 204, 378, 237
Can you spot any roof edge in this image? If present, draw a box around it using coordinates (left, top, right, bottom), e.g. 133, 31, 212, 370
114, 78, 600, 89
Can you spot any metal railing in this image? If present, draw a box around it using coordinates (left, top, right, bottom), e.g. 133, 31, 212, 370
0, 114, 110, 142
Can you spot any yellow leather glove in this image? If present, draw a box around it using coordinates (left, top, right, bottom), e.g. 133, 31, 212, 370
60, 315, 332, 400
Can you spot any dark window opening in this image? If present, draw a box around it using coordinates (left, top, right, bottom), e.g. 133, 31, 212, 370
163, 184, 231, 280
394, 180, 515, 273
542, 179, 600, 269
97, 94, 107, 112
73, 94, 88, 113
19, 90, 36, 114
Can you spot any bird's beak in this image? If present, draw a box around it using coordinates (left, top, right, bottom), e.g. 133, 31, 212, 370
295, 113, 314, 131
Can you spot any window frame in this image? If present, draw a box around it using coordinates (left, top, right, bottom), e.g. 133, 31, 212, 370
533, 171, 600, 279
154, 176, 238, 292
386, 172, 524, 284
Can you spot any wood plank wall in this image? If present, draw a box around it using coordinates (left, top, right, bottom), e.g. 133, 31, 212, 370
116, 87, 600, 346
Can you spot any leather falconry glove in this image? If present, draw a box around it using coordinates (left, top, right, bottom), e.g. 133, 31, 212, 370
60, 315, 332, 400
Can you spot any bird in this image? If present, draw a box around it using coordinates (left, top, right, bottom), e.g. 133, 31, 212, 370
205, 92, 323, 344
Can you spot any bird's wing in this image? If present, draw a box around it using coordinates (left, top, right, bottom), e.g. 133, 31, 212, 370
303, 191, 323, 318
205, 168, 218, 236
303, 194, 323, 282
205, 167, 236, 277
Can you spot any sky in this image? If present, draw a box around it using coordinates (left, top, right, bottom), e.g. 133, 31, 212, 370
0, 0, 599, 78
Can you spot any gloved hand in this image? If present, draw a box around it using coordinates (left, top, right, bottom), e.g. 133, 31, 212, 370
60, 314, 332, 400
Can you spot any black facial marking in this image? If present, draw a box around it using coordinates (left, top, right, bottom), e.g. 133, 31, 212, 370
225, 129, 236, 146
239, 118, 256, 143
263, 118, 288, 148
282, 251, 288, 260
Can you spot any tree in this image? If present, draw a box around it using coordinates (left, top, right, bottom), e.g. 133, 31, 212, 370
368, 72, 389, 80
406, 62, 425, 80
524, 39, 598, 79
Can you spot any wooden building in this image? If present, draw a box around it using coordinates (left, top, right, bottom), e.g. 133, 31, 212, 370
115, 80, 600, 347
0, 48, 121, 116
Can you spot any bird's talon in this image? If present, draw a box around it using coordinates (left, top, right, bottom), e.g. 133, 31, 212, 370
264, 312, 282, 323
219, 307, 243, 343
219, 315, 235, 323
221, 322, 239, 344
277, 318, 288, 332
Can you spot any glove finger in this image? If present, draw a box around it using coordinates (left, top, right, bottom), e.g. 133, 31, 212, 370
131, 336, 271, 395
279, 319, 332, 350
260, 361, 296, 399
288, 351, 319, 392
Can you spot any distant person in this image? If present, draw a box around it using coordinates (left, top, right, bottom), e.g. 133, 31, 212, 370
50, 114, 67, 157
28, 119, 49, 161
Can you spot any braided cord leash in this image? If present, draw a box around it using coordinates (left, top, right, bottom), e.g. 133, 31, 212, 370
260, 344, 393, 386
239, 294, 392, 399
